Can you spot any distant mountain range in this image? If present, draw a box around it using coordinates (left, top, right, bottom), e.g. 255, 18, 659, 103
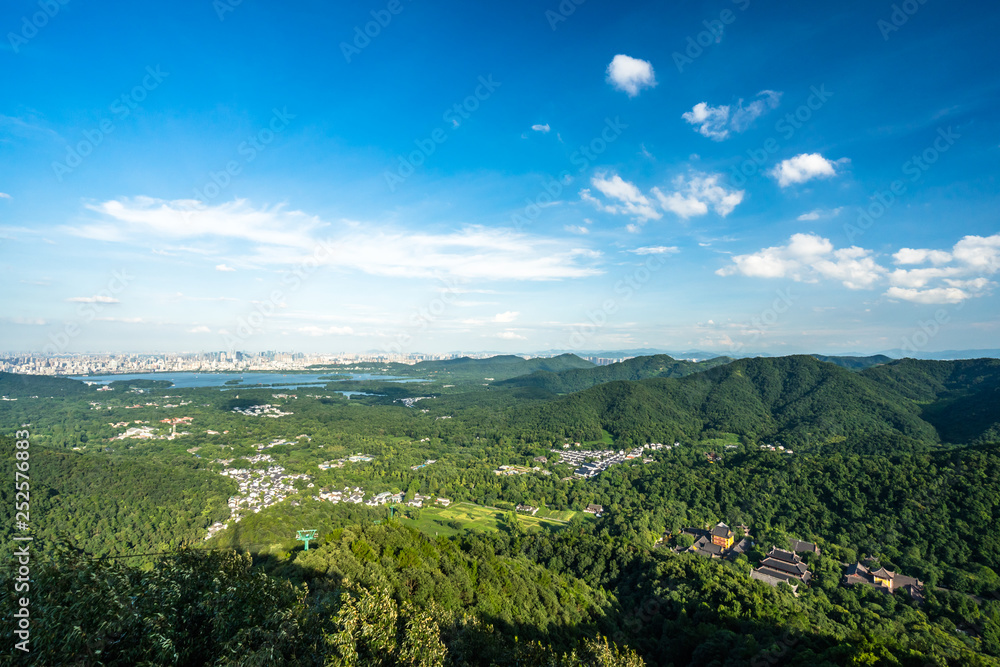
511, 354, 1000, 454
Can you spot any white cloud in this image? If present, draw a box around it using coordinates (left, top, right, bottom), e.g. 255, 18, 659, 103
0, 192, 10, 199
496, 330, 526, 340
720, 232, 1000, 303
75, 197, 602, 282
582, 171, 742, 224
952, 234, 1000, 272
885, 287, 969, 304
797, 207, 843, 221
583, 173, 661, 222
606, 54, 656, 97
493, 311, 519, 323
770, 153, 848, 187
682, 90, 781, 141
564, 225, 590, 235
67, 295, 120, 303
682, 103, 731, 141
187, 325, 212, 333
654, 173, 744, 218
730, 90, 782, 131
893, 248, 952, 265
717, 233, 884, 289
76, 197, 322, 248
630, 246, 679, 255
531, 124, 550, 133
11, 316, 45, 325
215, 263, 236, 272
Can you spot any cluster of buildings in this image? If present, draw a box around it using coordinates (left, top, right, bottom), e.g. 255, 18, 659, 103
395, 396, 434, 408
318, 453, 374, 470
217, 454, 312, 524
678, 522, 924, 599
493, 464, 550, 477
0, 351, 515, 376
411, 459, 436, 470
760, 443, 794, 454
312, 487, 449, 509
844, 562, 924, 600
231, 403, 293, 418
110, 417, 192, 441
554, 442, 672, 478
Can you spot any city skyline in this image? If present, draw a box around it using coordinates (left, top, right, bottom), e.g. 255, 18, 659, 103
2, 1, 999, 356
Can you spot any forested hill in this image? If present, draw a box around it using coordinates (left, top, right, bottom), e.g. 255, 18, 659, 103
0, 371, 89, 397
522, 355, 1000, 452
810, 354, 893, 370
860, 357, 1000, 445
494, 354, 733, 394
405, 353, 595, 382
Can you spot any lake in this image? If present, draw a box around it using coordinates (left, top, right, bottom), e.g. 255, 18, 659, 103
69, 371, 424, 389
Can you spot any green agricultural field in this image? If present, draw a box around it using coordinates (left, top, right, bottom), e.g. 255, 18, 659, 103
398, 502, 578, 537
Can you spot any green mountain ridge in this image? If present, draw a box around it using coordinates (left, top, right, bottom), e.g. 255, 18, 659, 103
522, 355, 999, 451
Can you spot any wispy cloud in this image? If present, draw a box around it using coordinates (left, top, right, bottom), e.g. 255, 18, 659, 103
797, 207, 843, 221
76, 197, 603, 282
581, 173, 661, 222
682, 90, 781, 141
67, 295, 120, 304
297, 325, 355, 336
581, 171, 743, 225
629, 246, 679, 255
531, 123, 550, 133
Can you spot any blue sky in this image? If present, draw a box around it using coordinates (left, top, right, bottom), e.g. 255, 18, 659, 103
2, 0, 999, 356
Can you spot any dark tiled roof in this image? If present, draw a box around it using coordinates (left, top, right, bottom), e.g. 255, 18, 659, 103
710, 522, 733, 538
789, 539, 818, 553
760, 557, 809, 577
767, 548, 799, 564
